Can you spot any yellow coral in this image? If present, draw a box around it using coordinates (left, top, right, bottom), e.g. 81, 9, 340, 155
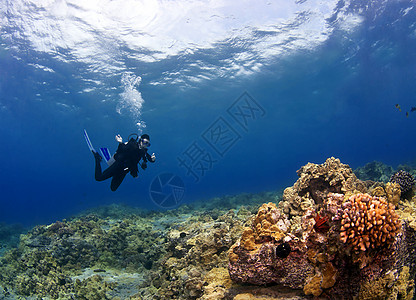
339, 193, 401, 253
253, 203, 285, 241
239, 203, 289, 251
240, 227, 257, 251
370, 186, 386, 198
303, 273, 323, 297
397, 200, 416, 231
304, 251, 337, 296
201, 267, 233, 300
321, 262, 337, 289
385, 182, 401, 206
358, 267, 414, 300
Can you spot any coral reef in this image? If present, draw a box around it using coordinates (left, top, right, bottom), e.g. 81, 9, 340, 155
390, 170, 415, 194
2, 158, 416, 299
229, 158, 416, 299
340, 193, 401, 253
397, 200, 416, 231
0, 213, 170, 299
200, 267, 233, 300
74, 274, 117, 300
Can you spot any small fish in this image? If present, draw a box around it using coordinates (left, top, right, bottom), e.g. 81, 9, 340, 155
411, 107, 416, 112
406, 112, 409, 118
93, 269, 106, 273
395, 104, 402, 112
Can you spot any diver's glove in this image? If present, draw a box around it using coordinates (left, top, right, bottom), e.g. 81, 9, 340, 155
115, 134, 123, 143
151, 153, 156, 162
141, 162, 147, 170
130, 169, 138, 178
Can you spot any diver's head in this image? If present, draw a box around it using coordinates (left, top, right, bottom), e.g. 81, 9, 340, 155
139, 134, 151, 148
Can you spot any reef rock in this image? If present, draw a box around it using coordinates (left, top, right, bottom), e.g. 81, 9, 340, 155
229, 158, 416, 299
279, 157, 366, 219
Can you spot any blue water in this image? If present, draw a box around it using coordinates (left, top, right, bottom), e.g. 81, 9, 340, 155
1, 0, 416, 226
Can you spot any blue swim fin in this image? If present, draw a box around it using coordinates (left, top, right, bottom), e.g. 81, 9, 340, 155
100, 147, 115, 166
84, 129, 115, 166
84, 129, 96, 153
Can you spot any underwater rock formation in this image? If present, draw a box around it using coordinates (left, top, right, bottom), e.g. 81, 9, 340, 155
354, 161, 395, 183
229, 157, 416, 299
279, 157, 366, 220
0, 222, 24, 256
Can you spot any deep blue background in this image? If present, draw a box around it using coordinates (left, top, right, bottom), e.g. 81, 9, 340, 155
1, 0, 416, 226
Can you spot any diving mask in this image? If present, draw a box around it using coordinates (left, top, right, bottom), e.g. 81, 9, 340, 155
140, 138, 151, 148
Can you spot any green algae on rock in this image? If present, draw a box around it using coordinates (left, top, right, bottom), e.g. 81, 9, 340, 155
0, 192, 269, 299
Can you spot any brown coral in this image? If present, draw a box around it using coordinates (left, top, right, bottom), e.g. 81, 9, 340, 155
340, 193, 401, 253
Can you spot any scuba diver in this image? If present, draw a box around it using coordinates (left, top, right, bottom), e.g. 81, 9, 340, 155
92, 133, 156, 191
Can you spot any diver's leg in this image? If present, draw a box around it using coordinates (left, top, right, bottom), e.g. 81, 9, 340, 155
93, 151, 105, 181
94, 152, 118, 181
110, 170, 128, 191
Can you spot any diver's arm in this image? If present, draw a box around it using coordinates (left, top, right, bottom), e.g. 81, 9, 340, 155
115, 134, 129, 145
145, 151, 156, 163
115, 134, 129, 155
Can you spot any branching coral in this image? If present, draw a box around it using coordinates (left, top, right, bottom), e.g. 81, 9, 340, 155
340, 193, 401, 252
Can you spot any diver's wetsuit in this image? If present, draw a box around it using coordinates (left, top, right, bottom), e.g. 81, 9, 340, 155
94, 138, 155, 191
